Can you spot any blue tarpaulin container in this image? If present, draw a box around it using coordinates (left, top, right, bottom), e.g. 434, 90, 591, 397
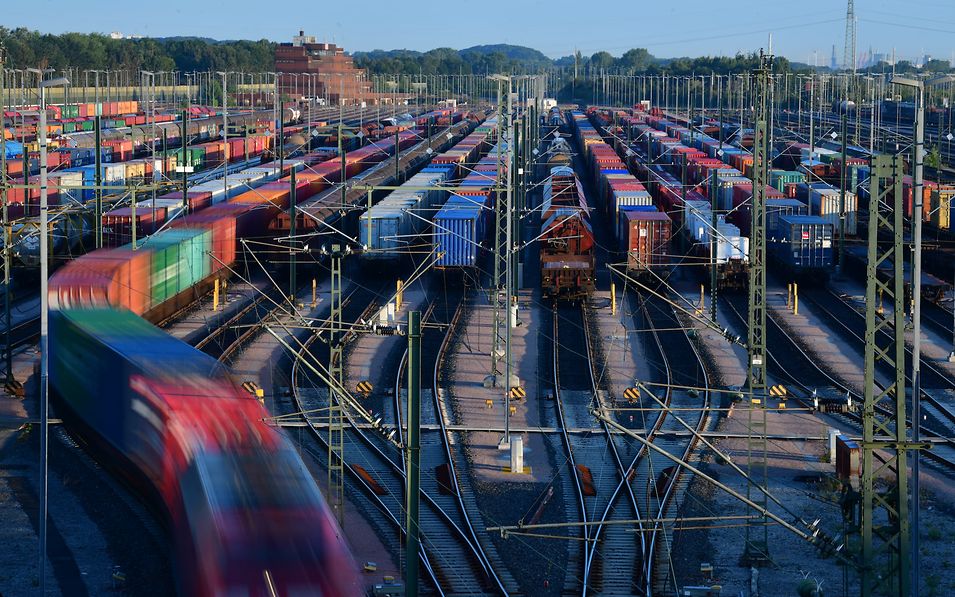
433, 194, 489, 267
4, 140, 24, 158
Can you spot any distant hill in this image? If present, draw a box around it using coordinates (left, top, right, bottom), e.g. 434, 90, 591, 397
459, 44, 551, 65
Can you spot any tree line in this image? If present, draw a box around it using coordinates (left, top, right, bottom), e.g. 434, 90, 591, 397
0, 27, 274, 72
1, 27, 951, 77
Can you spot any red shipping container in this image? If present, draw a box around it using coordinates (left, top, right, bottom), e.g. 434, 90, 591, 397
200, 203, 272, 239
102, 206, 168, 247
49, 249, 151, 314
618, 210, 671, 271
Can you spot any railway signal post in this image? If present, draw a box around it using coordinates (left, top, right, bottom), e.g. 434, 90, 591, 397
405, 310, 422, 597
744, 50, 772, 566
328, 243, 346, 526
859, 155, 927, 597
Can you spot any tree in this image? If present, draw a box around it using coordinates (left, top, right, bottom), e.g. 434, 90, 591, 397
619, 48, 653, 72
923, 59, 952, 73
590, 51, 614, 71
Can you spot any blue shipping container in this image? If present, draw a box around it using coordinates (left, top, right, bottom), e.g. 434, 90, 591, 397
770, 214, 833, 271
433, 195, 489, 267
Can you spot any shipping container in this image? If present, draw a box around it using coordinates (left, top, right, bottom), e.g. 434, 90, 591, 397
617, 210, 671, 272
433, 194, 489, 267
769, 214, 833, 273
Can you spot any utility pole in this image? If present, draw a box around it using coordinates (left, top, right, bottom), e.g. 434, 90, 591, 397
328, 244, 345, 526
289, 168, 296, 302
180, 110, 188, 212
860, 155, 920, 597
488, 75, 518, 463
277, 73, 284, 175
219, 71, 228, 193
37, 71, 70, 597
405, 310, 422, 597
94, 115, 102, 246
713, 76, 722, 323
744, 50, 772, 566
0, 44, 11, 383
839, 111, 848, 276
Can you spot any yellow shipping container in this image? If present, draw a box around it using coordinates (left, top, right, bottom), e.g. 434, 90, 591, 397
124, 161, 146, 181
930, 189, 953, 230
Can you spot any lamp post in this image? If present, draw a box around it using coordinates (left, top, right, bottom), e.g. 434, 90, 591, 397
216, 71, 229, 191
32, 70, 70, 596
891, 73, 955, 597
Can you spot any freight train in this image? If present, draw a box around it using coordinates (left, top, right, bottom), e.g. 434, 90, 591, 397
539, 164, 596, 298
567, 110, 674, 280
603, 107, 843, 283
46, 132, 441, 593
362, 118, 496, 261
432, 118, 500, 268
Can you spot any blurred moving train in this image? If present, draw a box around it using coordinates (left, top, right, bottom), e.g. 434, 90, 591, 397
45, 136, 431, 594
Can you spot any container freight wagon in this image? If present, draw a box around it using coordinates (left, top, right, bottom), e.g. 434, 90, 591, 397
539, 163, 596, 300
430, 137, 503, 268
100, 162, 297, 248
618, 210, 672, 273
359, 170, 450, 259
49, 152, 322, 323
684, 200, 749, 290
794, 182, 858, 236
271, 131, 420, 232
767, 214, 833, 278
433, 194, 491, 267
48, 303, 360, 595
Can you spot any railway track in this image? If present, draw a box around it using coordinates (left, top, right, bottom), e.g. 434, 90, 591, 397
549, 303, 595, 593
550, 290, 712, 596
719, 292, 955, 474
803, 289, 955, 440
921, 300, 955, 349
633, 291, 711, 595
393, 275, 514, 594
579, 301, 644, 596
290, 276, 501, 595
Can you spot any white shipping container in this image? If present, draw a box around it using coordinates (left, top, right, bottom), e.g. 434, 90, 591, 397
613, 190, 653, 226
101, 163, 126, 183
713, 223, 748, 263
48, 171, 84, 203
809, 188, 858, 235
361, 171, 448, 258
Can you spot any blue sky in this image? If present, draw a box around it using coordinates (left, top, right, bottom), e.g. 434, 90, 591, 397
6, 0, 955, 64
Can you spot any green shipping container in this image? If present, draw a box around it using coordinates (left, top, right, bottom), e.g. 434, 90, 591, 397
162, 228, 212, 291
769, 170, 803, 192
143, 237, 180, 306
81, 121, 94, 131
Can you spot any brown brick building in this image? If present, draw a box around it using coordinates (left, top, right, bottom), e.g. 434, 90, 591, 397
274, 32, 375, 105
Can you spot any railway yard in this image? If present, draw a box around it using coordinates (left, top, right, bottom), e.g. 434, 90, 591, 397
4, 26, 955, 597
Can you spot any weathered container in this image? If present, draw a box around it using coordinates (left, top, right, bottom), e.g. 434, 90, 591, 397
770, 214, 833, 272
103, 206, 168, 247
618, 210, 671, 271
798, 183, 858, 235
360, 171, 449, 259
835, 435, 861, 488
